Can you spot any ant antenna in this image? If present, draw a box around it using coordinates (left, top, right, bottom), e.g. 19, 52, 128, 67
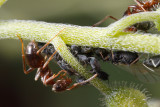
37, 28, 65, 55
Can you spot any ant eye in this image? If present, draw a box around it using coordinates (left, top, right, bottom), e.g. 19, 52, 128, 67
55, 84, 62, 90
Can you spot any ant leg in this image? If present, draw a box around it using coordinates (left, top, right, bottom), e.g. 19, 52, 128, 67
17, 34, 35, 74
35, 68, 41, 81
92, 16, 117, 27
43, 70, 67, 84
44, 70, 67, 85
143, 63, 155, 72
99, 51, 105, 60
42, 44, 62, 69
110, 46, 114, 61
99, 51, 109, 61
151, 0, 159, 6
130, 53, 143, 65
130, 57, 139, 65
36, 28, 65, 55
134, 0, 146, 12
67, 73, 98, 90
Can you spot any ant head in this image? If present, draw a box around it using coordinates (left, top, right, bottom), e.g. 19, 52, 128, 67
52, 78, 72, 92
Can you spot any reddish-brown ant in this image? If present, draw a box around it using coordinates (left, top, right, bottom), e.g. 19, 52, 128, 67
93, 0, 159, 31
124, 0, 159, 31
17, 28, 65, 86
17, 29, 98, 92
124, 0, 159, 16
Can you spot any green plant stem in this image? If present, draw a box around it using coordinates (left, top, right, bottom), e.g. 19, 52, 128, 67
0, 20, 111, 94
107, 11, 160, 36
51, 35, 111, 94
0, 20, 160, 54
0, 9, 158, 106
0, 15, 160, 95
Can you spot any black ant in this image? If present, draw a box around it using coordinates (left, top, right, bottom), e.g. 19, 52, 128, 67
93, 0, 159, 31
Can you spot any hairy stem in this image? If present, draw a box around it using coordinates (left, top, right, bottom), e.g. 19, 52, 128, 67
0, 10, 160, 106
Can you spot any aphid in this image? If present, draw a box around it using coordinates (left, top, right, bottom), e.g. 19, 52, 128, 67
94, 48, 109, 61
57, 60, 76, 75
77, 55, 109, 80
70, 45, 81, 56
70, 45, 94, 56
107, 51, 139, 65
80, 46, 94, 56
17, 28, 65, 85
89, 69, 109, 81
76, 54, 89, 65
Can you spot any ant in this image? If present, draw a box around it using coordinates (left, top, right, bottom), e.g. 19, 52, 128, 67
17, 29, 65, 86
17, 31, 99, 92
93, 0, 159, 31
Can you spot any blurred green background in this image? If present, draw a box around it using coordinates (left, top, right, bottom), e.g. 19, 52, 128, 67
0, 0, 160, 107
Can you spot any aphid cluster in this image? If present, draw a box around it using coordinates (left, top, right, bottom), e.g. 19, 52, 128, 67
38, 44, 109, 81
39, 41, 160, 82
